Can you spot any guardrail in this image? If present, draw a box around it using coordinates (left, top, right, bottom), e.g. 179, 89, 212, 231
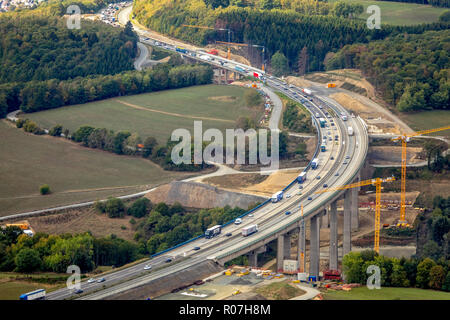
149, 88, 323, 258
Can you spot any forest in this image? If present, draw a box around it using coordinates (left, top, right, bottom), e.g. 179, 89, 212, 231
0, 228, 140, 273
0, 15, 137, 84
0, 197, 257, 274
326, 30, 450, 112
134, 0, 449, 73
0, 62, 214, 117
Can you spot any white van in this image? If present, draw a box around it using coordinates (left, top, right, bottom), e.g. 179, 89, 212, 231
234, 218, 242, 225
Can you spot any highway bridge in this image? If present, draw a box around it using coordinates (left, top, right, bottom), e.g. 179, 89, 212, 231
46, 11, 369, 300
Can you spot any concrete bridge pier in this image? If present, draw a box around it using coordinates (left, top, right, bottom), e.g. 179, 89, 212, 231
284, 233, 291, 259
343, 189, 352, 256
351, 173, 360, 231
297, 223, 306, 272
329, 201, 338, 270
247, 246, 266, 268
320, 208, 329, 228
277, 234, 284, 272
309, 214, 320, 278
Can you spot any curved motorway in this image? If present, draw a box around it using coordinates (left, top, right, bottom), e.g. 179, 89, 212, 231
46, 8, 368, 300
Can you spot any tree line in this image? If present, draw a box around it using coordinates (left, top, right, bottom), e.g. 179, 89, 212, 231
0, 14, 137, 85
96, 197, 256, 256
0, 63, 214, 118
326, 30, 450, 112
343, 250, 450, 291
133, 0, 449, 73
0, 228, 140, 273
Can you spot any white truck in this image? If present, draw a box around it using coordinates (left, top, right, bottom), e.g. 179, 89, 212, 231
242, 224, 258, 237
303, 88, 312, 95
348, 126, 354, 136
271, 191, 284, 203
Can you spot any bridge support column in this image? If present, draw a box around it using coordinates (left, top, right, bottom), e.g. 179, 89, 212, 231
297, 224, 306, 272
277, 234, 284, 272
225, 69, 229, 84
248, 252, 258, 268
343, 190, 352, 256
329, 201, 338, 270
284, 233, 291, 259
351, 175, 360, 231
309, 215, 320, 278
321, 209, 329, 229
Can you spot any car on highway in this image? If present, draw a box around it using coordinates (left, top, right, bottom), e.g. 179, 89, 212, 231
297, 191, 302, 195
87, 278, 95, 284
343, 161, 348, 165
323, 184, 328, 188
335, 172, 340, 176
193, 247, 200, 251
74, 289, 83, 294
307, 196, 312, 200
97, 278, 105, 283
298, 185, 303, 189
144, 264, 152, 270
316, 176, 321, 180
165, 258, 172, 263
234, 218, 242, 225
286, 194, 291, 198
225, 232, 232, 237
330, 156, 334, 160
346, 155, 350, 159
331, 122, 335, 126
248, 214, 254, 217
329, 137, 332, 141
285, 211, 291, 215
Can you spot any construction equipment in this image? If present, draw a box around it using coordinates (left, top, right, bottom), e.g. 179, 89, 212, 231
327, 83, 336, 88
392, 125, 450, 227
182, 25, 232, 58
315, 177, 395, 253
216, 41, 266, 71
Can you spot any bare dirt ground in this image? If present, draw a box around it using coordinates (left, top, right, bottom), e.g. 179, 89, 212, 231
289, 69, 414, 135
27, 207, 138, 241
306, 69, 376, 98
369, 146, 423, 165
330, 92, 412, 135
206, 169, 300, 197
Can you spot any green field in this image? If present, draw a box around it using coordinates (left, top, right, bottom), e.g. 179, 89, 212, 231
323, 286, 450, 300
400, 110, 450, 138
328, 0, 447, 25
21, 85, 260, 145
0, 121, 190, 216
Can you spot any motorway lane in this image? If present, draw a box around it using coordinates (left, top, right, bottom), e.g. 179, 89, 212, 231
71, 84, 365, 299
75, 84, 359, 300
52, 6, 367, 299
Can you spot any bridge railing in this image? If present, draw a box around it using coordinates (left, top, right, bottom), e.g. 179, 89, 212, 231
150, 90, 322, 259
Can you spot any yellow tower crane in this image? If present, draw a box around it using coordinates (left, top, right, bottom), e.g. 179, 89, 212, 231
315, 177, 395, 253
392, 125, 450, 227
181, 25, 232, 59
